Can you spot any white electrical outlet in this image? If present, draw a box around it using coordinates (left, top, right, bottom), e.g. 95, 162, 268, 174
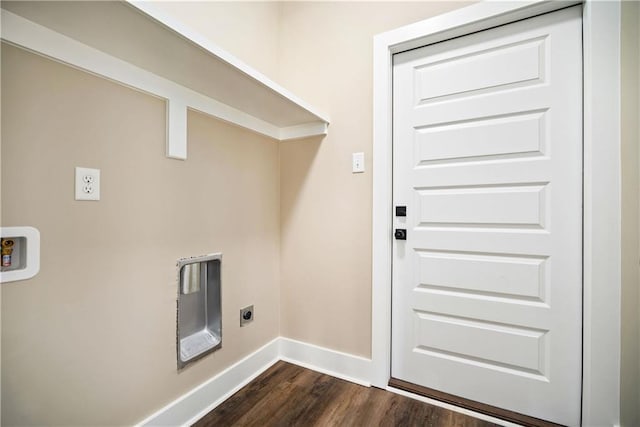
75, 167, 100, 201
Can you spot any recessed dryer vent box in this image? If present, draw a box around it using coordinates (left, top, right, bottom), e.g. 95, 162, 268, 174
177, 253, 222, 369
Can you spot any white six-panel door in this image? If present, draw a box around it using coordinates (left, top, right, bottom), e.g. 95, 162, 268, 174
391, 7, 582, 425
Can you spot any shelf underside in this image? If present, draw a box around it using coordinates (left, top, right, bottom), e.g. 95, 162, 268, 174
1, 1, 329, 159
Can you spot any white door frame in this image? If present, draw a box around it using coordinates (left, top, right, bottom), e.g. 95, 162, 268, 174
372, 1, 622, 426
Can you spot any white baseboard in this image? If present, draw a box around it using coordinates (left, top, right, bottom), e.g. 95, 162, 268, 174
279, 337, 372, 387
135, 337, 373, 425
136, 338, 280, 426
135, 336, 543, 427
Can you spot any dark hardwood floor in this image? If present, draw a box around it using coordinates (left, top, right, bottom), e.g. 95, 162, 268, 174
194, 361, 501, 427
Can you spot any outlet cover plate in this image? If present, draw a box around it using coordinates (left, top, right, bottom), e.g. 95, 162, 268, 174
240, 305, 254, 327
352, 152, 365, 173
75, 167, 100, 201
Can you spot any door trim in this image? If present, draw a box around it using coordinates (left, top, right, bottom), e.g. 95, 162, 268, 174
372, 1, 622, 426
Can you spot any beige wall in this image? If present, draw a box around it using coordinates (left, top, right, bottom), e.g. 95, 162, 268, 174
149, 1, 281, 81
278, 1, 470, 357
17, 1, 636, 425
621, 1, 640, 426
1, 44, 280, 425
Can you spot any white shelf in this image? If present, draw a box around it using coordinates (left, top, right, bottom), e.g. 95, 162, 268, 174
0, 2, 329, 160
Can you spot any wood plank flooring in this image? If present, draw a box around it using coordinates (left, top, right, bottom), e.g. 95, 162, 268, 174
194, 361, 501, 427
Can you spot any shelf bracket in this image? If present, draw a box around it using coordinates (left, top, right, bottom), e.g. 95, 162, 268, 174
167, 99, 188, 160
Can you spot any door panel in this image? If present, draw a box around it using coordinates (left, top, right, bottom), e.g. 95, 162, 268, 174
415, 37, 545, 102
391, 7, 582, 425
415, 251, 545, 300
416, 184, 546, 227
413, 311, 547, 376
415, 111, 545, 163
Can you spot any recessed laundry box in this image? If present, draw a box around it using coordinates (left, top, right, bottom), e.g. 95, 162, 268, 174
0, 226, 40, 284
177, 253, 222, 369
